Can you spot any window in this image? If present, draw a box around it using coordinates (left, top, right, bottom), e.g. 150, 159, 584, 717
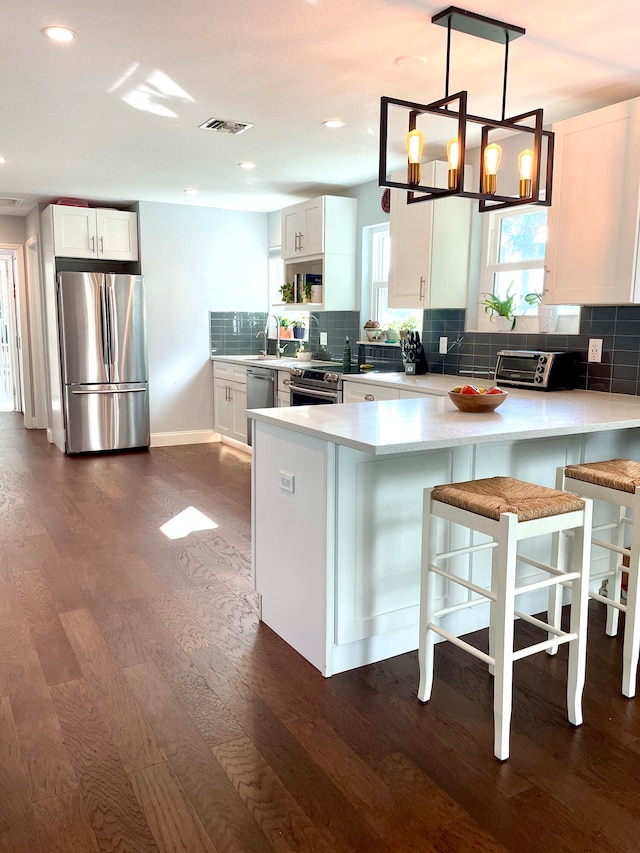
477, 206, 579, 333
364, 223, 421, 330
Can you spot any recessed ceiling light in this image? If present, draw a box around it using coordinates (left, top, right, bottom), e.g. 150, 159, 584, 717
42, 26, 78, 42
183, 188, 199, 195
0, 155, 5, 165
323, 120, 345, 129
239, 161, 256, 169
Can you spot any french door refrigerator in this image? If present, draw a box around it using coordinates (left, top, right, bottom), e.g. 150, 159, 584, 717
57, 272, 149, 454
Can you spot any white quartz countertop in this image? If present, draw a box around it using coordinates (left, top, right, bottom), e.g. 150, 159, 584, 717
248, 389, 640, 456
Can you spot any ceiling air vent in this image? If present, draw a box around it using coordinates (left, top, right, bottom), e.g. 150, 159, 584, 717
0, 196, 26, 209
198, 118, 253, 135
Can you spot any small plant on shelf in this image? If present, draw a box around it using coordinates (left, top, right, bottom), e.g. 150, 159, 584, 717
303, 280, 313, 302
279, 283, 295, 303
291, 319, 306, 339
279, 317, 292, 338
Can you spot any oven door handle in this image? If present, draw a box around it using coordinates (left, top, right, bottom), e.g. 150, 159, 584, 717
289, 383, 339, 400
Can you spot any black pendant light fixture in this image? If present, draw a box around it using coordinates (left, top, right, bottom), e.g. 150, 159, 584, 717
379, 6, 554, 212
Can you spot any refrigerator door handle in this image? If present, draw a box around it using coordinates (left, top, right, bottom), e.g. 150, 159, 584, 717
100, 280, 111, 377
70, 387, 147, 395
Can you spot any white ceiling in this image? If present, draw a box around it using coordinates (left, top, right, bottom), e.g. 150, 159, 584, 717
2, 0, 640, 215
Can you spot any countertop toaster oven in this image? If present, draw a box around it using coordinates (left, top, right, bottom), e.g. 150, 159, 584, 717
494, 350, 578, 390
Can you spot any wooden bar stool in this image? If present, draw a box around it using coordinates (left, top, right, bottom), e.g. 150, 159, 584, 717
419, 476, 593, 761
549, 459, 640, 698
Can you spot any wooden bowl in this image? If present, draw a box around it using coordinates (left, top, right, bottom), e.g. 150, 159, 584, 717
448, 389, 508, 412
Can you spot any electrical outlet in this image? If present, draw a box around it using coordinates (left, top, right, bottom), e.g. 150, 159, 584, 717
320, 332, 328, 346
588, 339, 603, 362
439, 337, 448, 355
279, 471, 295, 493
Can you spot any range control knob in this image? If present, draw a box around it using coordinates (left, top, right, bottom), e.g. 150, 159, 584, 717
291, 368, 303, 377
324, 372, 340, 384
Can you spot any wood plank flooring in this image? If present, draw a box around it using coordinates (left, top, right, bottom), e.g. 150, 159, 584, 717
2, 411, 640, 851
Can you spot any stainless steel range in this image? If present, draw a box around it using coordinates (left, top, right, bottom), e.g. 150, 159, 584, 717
289, 362, 402, 405
289, 363, 345, 405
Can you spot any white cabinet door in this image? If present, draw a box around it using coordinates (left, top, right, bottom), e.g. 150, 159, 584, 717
388, 161, 471, 310
213, 377, 234, 435
52, 206, 97, 259
545, 98, 640, 305
281, 199, 324, 259
96, 209, 139, 261
343, 382, 399, 403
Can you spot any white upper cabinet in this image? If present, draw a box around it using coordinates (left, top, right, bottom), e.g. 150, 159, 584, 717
279, 195, 357, 311
545, 97, 640, 305
51, 205, 139, 261
281, 196, 355, 260
282, 198, 324, 258
388, 161, 472, 310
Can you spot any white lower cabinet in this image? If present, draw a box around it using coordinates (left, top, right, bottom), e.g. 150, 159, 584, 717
277, 370, 292, 407
213, 363, 248, 444
343, 382, 399, 403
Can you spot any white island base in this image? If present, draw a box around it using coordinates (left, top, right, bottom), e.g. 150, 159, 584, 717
250, 392, 640, 677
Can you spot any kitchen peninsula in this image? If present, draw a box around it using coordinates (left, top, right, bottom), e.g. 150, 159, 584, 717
249, 386, 640, 676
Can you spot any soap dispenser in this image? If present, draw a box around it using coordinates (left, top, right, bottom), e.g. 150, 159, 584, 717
342, 337, 351, 373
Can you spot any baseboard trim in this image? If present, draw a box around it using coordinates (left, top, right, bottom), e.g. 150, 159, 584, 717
150, 430, 220, 448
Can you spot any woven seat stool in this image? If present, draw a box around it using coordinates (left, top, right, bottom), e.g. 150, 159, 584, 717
419, 476, 592, 761
549, 459, 640, 698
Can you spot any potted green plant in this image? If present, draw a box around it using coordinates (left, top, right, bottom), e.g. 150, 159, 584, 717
279, 317, 292, 338
524, 291, 559, 333
291, 319, 306, 339
279, 283, 295, 303
384, 321, 400, 343
399, 316, 419, 340
302, 280, 313, 303
480, 283, 521, 330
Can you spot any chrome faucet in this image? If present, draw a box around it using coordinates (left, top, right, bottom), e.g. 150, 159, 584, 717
255, 329, 268, 356
265, 314, 282, 357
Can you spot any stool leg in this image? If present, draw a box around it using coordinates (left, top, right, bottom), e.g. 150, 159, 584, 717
567, 499, 592, 726
622, 490, 640, 698
418, 490, 438, 703
547, 466, 567, 655
493, 513, 517, 761
605, 504, 625, 637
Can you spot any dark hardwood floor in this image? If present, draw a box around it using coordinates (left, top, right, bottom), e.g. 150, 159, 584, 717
1, 411, 640, 851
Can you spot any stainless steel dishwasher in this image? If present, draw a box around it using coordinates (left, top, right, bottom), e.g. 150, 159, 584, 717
245, 366, 276, 445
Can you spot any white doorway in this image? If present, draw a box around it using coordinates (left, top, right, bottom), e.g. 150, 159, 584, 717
0, 252, 21, 412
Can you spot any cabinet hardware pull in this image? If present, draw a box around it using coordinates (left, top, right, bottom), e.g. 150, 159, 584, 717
283, 379, 290, 385
99, 236, 104, 254
419, 276, 425, 301
365, 394, 375, 401
90, 235, 96, 252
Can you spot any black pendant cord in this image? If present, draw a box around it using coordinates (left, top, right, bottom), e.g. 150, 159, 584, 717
445, 17, 452, 98
501, 31, 510, 121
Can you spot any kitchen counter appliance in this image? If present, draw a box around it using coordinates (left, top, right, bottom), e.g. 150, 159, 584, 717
495, 350, 578, 390
246, 366, 276, 444
57, 272, 149, 454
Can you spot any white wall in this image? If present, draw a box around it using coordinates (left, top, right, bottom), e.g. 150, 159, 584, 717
137, 201, 268, 438
0, 215, 26, 243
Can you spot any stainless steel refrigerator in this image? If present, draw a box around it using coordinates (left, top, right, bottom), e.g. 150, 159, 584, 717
57, 272, 149, 454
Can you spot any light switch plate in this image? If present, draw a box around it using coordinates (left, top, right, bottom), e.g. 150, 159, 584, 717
320, 332, 328, 346
279, 471, 295, 493
439, 337, 448, 354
